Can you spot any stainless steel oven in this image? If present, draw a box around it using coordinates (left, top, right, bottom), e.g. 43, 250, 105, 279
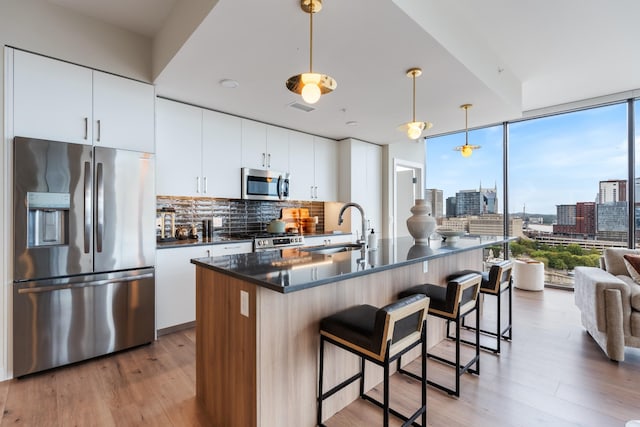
241, 168, 290, 201
253, 234, 305, 252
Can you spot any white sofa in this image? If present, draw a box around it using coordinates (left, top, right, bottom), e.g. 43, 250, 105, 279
574, 248, 640, 361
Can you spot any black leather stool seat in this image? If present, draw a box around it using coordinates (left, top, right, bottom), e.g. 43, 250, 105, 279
400, 281, 478, 319
317, 294, 429, 427
396, 272, 482, 397
319, 304, 383, 356
445, 260, 514, 353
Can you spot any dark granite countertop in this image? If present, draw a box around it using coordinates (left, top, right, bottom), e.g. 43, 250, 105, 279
157, 231, 351, 249
191, 235, 515, 293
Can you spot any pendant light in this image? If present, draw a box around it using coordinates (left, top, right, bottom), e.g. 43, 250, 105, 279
286, 0, 336, 104
454, 103, 481, 157
400, 68, 433, 140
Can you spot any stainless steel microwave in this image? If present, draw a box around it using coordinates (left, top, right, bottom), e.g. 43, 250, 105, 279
241, 168, 290, 201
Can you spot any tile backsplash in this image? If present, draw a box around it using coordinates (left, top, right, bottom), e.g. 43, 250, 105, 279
156, 196, 325, 238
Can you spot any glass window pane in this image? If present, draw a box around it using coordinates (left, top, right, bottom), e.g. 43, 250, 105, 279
426, 125, 506, 262
509, 103, 628, 289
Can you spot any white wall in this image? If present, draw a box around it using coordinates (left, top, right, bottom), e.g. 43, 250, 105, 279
0, 0, 153, 381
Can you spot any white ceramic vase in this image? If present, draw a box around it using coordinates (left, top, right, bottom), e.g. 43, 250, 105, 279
406, 199, 437, 245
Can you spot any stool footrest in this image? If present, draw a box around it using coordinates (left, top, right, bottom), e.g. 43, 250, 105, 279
426, 352, 480, 376
319, 371, 362, 402
361, 394, 426, 427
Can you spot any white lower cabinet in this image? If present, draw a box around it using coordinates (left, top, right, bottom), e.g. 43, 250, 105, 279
156, 242, 252, 331
303, 234, 353, 247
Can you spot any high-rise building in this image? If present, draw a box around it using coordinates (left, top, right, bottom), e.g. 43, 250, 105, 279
424, 188, 444, 218
554, 204, 576, 235
575, 202, 596, 235
446, 197, 457, 217
455, 185, 498, 216
597, 201, 628, 241
599, 179, 627, 203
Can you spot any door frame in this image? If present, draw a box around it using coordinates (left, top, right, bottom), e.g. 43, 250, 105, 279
392, 158, 424, 241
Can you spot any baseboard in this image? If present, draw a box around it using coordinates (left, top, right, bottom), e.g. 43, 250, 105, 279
157, 321, 195, 337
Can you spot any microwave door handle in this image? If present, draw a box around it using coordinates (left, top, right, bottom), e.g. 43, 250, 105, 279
277, 176, 283, 199
83, 161, 91, 253
96, 162, 104, 253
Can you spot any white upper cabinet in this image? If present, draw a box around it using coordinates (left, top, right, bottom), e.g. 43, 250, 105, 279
288, 132, 338, 201
14, 50, 93, 144
202, 109, 242, 198
156, 98, 203, 196
92, 71, 155, 152
241, 120, 267, 169
314, 136, 338, 202
288, 131, 316, 200
266, 125, 290, 172
13, 50, 154, 151
241, 120, 289, 171
156, 98, 243, 198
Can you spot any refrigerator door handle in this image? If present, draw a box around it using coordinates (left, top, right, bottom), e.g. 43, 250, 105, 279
17, 272, 155, 294
96, 162, 104, 253
83, 161, 91, 253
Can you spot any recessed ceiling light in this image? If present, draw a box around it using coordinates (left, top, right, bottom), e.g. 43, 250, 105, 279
219, 79, 239, 88
346, 121, 358, 127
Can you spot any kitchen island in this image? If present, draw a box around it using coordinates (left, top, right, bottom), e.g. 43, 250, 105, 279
191, 235, 513, 427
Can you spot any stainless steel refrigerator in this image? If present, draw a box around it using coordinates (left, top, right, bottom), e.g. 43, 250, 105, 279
13, 136, 156, 377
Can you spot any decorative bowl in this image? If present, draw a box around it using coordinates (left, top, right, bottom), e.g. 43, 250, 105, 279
437, 229, 466, 242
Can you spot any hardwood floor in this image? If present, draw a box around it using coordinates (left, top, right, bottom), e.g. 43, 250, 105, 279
0, 288, 638, 426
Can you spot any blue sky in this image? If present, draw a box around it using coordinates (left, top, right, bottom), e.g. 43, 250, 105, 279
425, 102, 635, 215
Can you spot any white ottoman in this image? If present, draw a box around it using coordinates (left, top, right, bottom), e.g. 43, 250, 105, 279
513, 260, 545, 291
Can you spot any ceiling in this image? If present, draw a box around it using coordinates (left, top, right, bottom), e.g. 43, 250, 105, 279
47, 0, 640, 145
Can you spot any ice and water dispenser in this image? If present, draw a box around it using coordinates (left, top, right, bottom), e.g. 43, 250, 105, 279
26, 191, 70, 247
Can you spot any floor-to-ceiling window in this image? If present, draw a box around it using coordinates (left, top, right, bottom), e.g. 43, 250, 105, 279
634, 99, 640, 244
426, 100, 633, 288
508, 103, 628, 287
425, 124, 504, 260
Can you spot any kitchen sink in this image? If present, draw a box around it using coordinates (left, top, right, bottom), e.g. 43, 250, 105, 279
299, 243, 363, 255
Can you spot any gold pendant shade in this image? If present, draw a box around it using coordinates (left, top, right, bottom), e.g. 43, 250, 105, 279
400, 68, 433, 140
286, 0, 336, 104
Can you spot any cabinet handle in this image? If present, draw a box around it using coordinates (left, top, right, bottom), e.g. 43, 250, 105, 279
196, 176, 201, 193
267, 153, 271, 168
262, 153, 266, 167
84, 117, 88, 140
203, 176, 208, 194
96, 119, 101, 142
206, 249, 211, 257
314, 186, 318, 199
310, 186, 314, 199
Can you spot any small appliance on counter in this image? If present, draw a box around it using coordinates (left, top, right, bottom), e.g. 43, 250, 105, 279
157, 207, 176, 242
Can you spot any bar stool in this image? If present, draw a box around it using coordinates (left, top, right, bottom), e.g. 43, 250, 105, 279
317, 294, 430, 427
397, 272, 482, 397
447, 260, 513, 353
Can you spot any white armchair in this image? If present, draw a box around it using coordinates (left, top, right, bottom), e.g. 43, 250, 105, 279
574, 248, 640, 361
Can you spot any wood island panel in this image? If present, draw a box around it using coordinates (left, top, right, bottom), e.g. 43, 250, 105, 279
195, 249, 481, 427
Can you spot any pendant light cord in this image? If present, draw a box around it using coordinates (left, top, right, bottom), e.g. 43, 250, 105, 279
412, 73, 416, 122
309, 5, 314, 73
465, 106, 469, 146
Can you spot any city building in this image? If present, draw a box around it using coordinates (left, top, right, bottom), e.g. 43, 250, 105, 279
445, 196, 457, 218
576, 202, 596, 235
468, 214, 524, 237
597, 201, 628, 241
599, 179, 627, 203
455, 185, 498, 216
553, 204, 576, 235
424, 188, 443, 219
